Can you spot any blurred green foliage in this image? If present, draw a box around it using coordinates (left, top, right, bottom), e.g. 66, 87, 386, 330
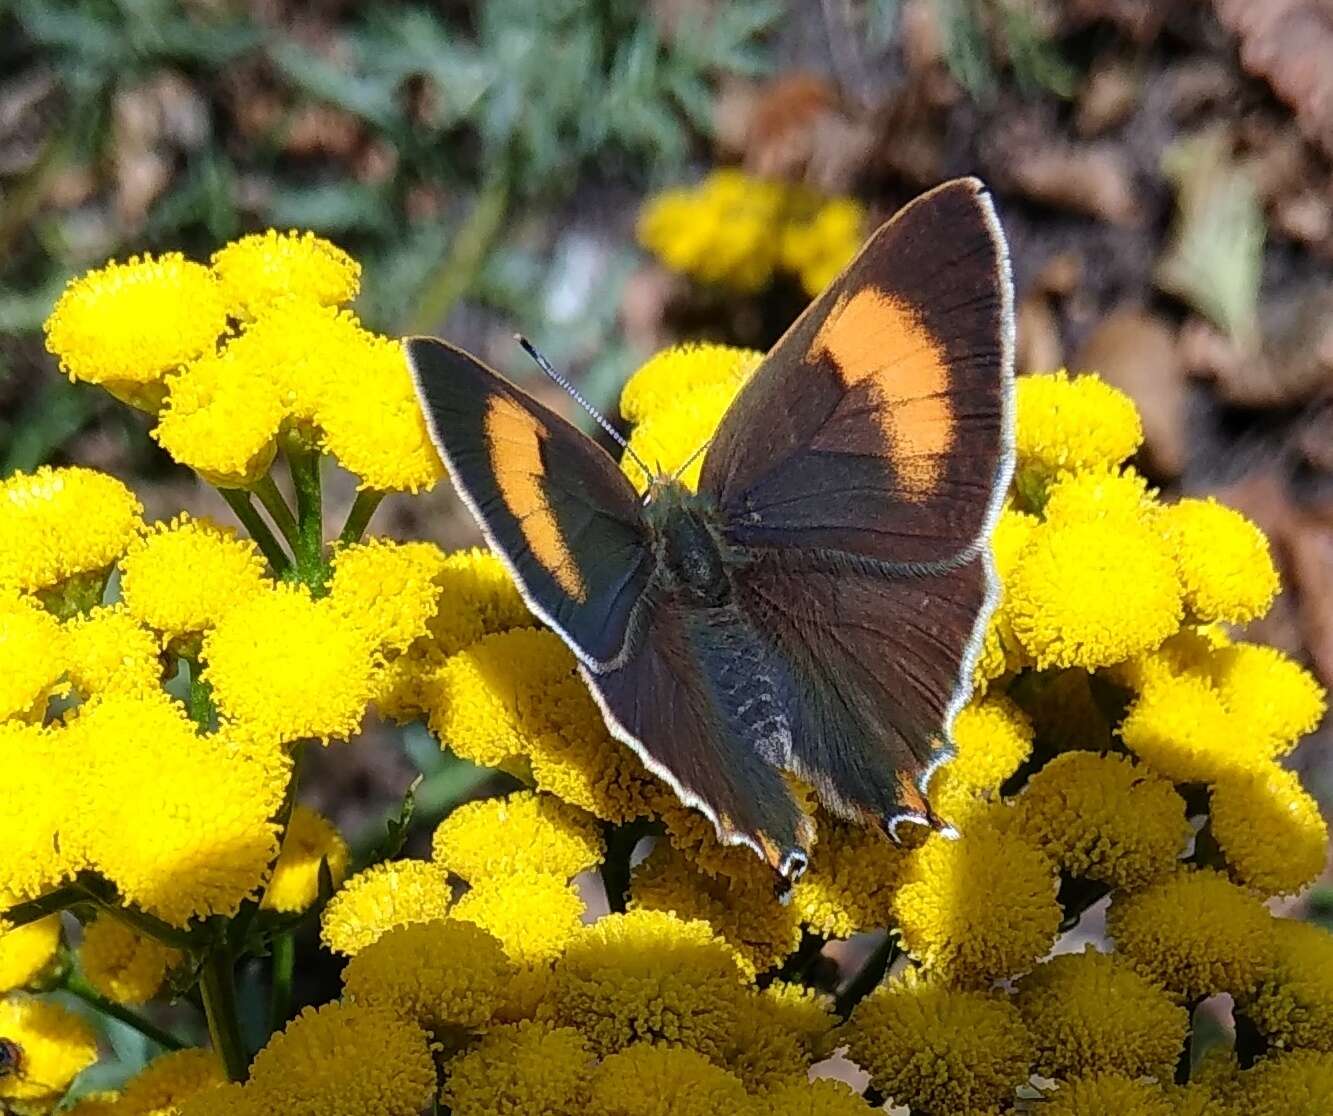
0, 0, 781, 463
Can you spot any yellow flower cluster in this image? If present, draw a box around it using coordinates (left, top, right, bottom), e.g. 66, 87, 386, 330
638, 169, 866, 297
7, 230, 1329, 1115
45, 231, 441, 492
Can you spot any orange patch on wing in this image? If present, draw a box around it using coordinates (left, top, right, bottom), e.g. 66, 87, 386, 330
810, 287, 954, 500
483, 394, 587, 602
895, 770, 930, 819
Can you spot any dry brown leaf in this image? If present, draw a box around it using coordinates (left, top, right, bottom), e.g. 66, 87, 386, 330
713, 73, 875, 192
1075, 306, 1187, 479
1215, 0, 1333, 159
1076, 59, 1139, 137
994, 132, 1140, 225
1289, 514, 1333, 686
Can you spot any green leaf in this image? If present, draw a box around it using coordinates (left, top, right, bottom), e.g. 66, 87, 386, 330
268, 39, 403, 132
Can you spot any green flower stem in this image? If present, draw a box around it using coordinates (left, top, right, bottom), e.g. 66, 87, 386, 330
835, 932, 899, 1018
408, 164, 511, 334
200, 946, 249, 1082
1, 883, 86, 929
253, 474, 299, 547
63, 971, 186, 1051
187, 662, 214, 730
599, 820, 649, 915
268, 930, 295, 1037
219, 488, 292, 576
71, 875, 199, 949
284, 442, 325, 590
337, 489, 384, 546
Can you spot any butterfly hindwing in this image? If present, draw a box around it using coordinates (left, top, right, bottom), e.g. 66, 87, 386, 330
699, 177, 1014, 570
406, 338, 654, 670
579, 592, 815, 877
735, 550, 992, 832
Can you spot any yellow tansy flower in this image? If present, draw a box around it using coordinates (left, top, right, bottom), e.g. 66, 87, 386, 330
1211, 764, 1328, 895
0, 592, 66, 719
202, 582, 380, 745
637, 169, 788, 292
1157, 497, 1279, 624
789, 818, 908, 939
764, 1079, 878, 1115
893, 820, 1059, 985
975, 507, 1039, 685
0, 721, 83, 901
0, 996, 98, 1106
1209, 642, 1327, 756
1228, 1050, 1333, 1115
1041, 465, 1156, 526
781, 195, 866, 296
0, 915, 61, 993
443, 1021, 593, 1116
68, 692, 287, 926
841, 968, 1033, 1114
723, 992, 808, 1093
320, 859, 451, 956
1041, 1073, 1175, 1116
622, 381, 745, 492
432, 790, 603, 883
342, 919, 514, 1037
587, 1042, 751, 1116
62, 604, 164, 699
551, 910, 744, 1059
44, 253, 226, 389
1245, 918, 1333, 1052
210, 229, 360, 319
261, 805, 349, 913
173, 1083, 255, 1116
1107, 867, 1277, 999
0, 465, 142, 595
114, 1048, 225, 1116
1006, 515, 1182, 670
451, 870, 585, 965
619, 343, 759, 425
328, 538, 444, 652
927, 694, 1033, 826
1118, 669, 1254, 784
1015, 947, 1188, 1078
1012, 751, 1189, 889
153, 344, 285, 486
79, 916, 183, 1004
245, 1001, 436, 1116
1014, 370, 1143, 484
758, 980, 836, 1060
120, 515, 269, 641
424, 627, 572, 768
629, 842, 802, 978
316, 336, 444, 493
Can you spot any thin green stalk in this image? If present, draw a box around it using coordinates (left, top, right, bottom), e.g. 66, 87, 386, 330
219, 489, 291, 576
187, 662, 214, 730
75, 876, 198, 949
252, 474, 299, 547
199, 947, 248, 1082
407, 165, 511, 334
268, 930, 296, 1037
1, 883, 86, 929
338, 490, 384, 545
284, 442, 325, 590
64, 972, 186, 1051
836, 932, 899, 1018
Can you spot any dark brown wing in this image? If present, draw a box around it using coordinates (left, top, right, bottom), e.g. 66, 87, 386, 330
699, 177, 1014, 571
734, 550, 992, 832
579, 593, 815, 882
406, 337, 653, 671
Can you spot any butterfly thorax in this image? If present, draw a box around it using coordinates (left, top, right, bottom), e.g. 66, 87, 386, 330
645, 480, 732, 608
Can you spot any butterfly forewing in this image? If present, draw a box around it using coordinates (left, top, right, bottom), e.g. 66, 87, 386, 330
405, 338, 654, 670
699, 177, 1014, 571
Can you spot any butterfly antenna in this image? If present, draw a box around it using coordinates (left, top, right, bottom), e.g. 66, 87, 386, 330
671, 437, 712, 483
516, 335, 655, 480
